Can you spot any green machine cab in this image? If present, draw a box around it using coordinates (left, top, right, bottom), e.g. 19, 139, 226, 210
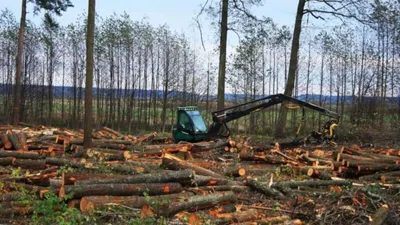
172, 106, 209, 142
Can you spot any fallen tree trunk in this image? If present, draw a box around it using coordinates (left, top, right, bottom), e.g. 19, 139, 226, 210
247, 179, 285, 199
0, 157, 15, 166
80, 192, 195, 213
162, 153, 225, 179
59, 183, 183, 199
188, 185, 250, 193
74, 169, 194, 185
271, 179, 352, 189
357, 164, 400, 173
45, 157, 86, 168
359, 171, 400, 182
0, 151, 41, 160
306, 168, 332, 180
239, 152, 287, 164
12, 158, 47, 170
159, 191, 236, 217
185, 175, 233, 187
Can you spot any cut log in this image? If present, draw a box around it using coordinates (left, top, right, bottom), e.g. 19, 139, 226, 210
0, 134, 12, 149
359, 171, 400, 182
162, 153, 225, 179
16, 133, 28, 151
189, 185, 250, 193
370, 204, 389, 225
341, 147, 400, 162
239, 152, 287, 164
338, 153, 399, 165
74, 169, 194, 185
45, 157, 86, 168
247, 178, 285, 199
224, 167, 246, 177
12, 158, 47, 170
0, 157, 14, 166
102, 126, 123, 137
271, 179, 352, 189
136, 144, 194, 157
7, 131, 21, 150
137, 132, 157, 143
159, 191, 236, 217
80, 192, 195, 213
59, 183, 183, 199
107, 164, 148, 175
186, 175, 233, 187
0, 150, 41, 160
357, 164, 400, 173
307, 168, 332, 180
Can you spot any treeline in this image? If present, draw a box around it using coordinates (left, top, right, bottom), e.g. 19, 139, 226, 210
1, 0, 400, 138
0, 10, 214, 133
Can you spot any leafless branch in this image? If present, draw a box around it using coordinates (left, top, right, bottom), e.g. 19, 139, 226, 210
193, 0, 210, 51
228, 27, 241, 43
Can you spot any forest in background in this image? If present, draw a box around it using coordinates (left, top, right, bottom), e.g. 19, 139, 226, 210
0, 0, 399, 141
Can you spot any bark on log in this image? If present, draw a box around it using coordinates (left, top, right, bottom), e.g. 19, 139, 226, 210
45, 157, 86, 168
185, 175, 233, 187
189, 186, 250, 194
7, 131, 21, 150
338, 153, 399, 165
16, 132, 28, 151
271, 179, 352, 189
247, 179, 285, 199
159, 191, 236, 217
162, 153, 225, 179
224, 167, 246, 177
357, 164, 400, 173
306, 168, 332, 180
102, 126, 123, 137
0, 150, 41, 159
239, 152, 287, 164
59, 183, 183, 199
0, 157, 14, 166
370, 204, 389, 225
80, 192, 195, 213
359, 171, 400, 182
0, 134, 12, 149
74, 169, 194, 185
12, 158, 46, 169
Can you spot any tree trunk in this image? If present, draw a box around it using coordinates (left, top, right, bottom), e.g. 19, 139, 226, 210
12, 0, 27, 125
74, 169, 194, 185
84, 0, 95, 148
59, 183, 183, 199
217, 0, 228, 110
275, 0, 305, 138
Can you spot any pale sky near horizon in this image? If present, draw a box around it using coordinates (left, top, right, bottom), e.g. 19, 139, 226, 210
1, 0, 300, 50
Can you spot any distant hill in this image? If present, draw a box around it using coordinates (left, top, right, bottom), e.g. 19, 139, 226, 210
0, 83, 398, 104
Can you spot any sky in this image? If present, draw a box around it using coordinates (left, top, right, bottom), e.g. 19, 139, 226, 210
2, 0, 299, 51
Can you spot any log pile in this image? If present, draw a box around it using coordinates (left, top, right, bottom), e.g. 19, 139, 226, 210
1, 125, 399, 224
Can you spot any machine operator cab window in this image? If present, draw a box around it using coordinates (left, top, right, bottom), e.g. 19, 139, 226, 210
177, 107, 207, 134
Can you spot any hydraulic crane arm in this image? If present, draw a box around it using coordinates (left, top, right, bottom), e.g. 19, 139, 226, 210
207, 94, 340, 138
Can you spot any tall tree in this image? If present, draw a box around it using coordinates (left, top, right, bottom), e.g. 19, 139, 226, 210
217, 0, 229, 110
12, 0, 73, 124
13, 0, 27, 124
84, 0, 95, 148
275, 0, 306, 138
275, 0, 366, 138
